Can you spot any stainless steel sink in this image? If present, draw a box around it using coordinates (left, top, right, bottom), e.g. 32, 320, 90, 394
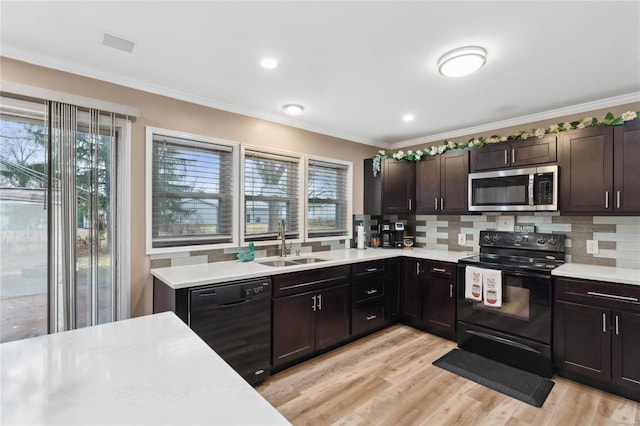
256, 257, 328, 267
257, 259, 298, 267
290, 257, 328, 264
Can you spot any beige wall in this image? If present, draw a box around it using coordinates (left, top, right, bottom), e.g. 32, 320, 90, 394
0, 57, 379, 318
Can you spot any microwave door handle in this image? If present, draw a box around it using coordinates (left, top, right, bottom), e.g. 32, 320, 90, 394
528, 174, 535, 205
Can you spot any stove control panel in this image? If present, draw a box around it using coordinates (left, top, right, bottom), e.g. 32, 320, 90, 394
480, 230, 565, 252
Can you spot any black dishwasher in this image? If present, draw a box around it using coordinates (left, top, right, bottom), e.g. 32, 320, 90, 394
189, 277, 271, 386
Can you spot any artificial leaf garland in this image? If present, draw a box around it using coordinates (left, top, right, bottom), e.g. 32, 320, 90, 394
371, 110, 639, 176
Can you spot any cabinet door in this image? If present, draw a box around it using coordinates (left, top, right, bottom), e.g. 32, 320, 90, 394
423, 263, 456, 339
401, 258, 421, 322
415, 155, 440, 214
440, 150, 469, 213
363, 158, 382, 215
382, 159, 416, 214
612, 310, 640, 393
613, 120, 640, 213
387, 259, 400, 320
560, 127, 614, 213
272, 292, 316, 368
554, 301, 611, 382
315, 284, 351, 350
469, 141, 510, 171
510, 135, 557, 167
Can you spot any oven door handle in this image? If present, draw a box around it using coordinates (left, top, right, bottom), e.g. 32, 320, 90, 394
465, 329, 541, 354
501, 270, 552, 281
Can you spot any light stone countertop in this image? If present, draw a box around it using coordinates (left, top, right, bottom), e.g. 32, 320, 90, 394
150, 248, 477, 289
552, 263, 640, 287
0, 312, 291, 426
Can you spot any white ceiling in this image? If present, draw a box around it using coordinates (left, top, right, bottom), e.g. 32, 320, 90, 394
1, 1, 639, 149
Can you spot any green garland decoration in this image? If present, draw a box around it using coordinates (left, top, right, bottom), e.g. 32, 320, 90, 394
371, 110, 640, 176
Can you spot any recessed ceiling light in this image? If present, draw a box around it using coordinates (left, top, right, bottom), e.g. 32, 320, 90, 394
403, 114, 415, 122
438, 46, 487, 77
260, 57, 278, 69
283, 104, 304, 116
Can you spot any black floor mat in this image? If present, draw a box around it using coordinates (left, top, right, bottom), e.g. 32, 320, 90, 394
432, 348, 554, 407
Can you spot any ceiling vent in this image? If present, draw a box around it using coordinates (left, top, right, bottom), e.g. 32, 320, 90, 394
102, 32, 135, 53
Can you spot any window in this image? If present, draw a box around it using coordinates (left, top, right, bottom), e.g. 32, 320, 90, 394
146, 128, 238, 253
242, 147, 303, 244
306, 157, 352, 240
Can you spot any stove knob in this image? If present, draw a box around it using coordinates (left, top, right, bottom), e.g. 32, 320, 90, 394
483, 234, 492, 243
492, 235, 500, 242
537, 238, 546, 245
547, 238, 557, 245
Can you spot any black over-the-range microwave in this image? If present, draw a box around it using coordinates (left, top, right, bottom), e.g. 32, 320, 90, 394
468, 165, 558, 211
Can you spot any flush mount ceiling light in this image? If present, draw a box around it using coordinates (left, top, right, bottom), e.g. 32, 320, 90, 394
260, 57, 278, 69
402, 113, 415, 122
438, 46, 487, 77
283, 104, 304, 116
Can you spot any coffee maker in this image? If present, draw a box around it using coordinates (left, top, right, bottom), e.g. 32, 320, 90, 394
381, 222, 404, 248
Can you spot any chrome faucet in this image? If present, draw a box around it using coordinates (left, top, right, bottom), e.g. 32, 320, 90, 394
278, 219, 291, 257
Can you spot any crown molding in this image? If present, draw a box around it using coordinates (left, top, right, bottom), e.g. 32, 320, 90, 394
390, 92, 640, 150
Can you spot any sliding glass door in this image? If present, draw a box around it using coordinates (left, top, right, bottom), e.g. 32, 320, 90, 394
0, 95, 123, 342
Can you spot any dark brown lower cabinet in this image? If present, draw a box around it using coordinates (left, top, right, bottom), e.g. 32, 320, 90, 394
272, 284, 350, 369
422, 261, 457, 340
554, 277, 640, 402
401, 258, 421, 324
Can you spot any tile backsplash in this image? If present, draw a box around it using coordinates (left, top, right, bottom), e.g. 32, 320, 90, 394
365, 213, 640, 269
151, 213, 640, 270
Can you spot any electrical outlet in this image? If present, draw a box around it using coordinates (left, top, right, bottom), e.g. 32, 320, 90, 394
586, 240, 599, 255
458, 233, 466, 245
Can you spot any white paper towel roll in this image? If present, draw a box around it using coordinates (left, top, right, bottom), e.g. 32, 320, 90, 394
357, 225, 365, 249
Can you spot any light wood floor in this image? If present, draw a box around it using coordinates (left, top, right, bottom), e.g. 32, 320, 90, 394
257, 324, 640, 426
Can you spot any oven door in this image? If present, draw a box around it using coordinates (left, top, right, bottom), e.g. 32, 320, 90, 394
457, 265, 552, 344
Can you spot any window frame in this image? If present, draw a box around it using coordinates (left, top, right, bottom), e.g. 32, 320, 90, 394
145, 126, 239, 254
305, 155, 353, 242
240, 145, 304, 247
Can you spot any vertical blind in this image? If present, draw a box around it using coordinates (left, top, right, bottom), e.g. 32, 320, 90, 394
151, 135, 235, 247
307, 159, 350, 238
244, 149, 300, 241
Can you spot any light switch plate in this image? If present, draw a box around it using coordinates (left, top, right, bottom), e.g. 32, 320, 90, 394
458, 233, 466, 245
586, 240, 599, 254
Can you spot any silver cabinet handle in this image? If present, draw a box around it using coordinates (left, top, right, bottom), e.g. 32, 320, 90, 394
432, 267, 446, 273
512, 149, 516, 164
408, 199, 412, 211
504, 150, 508, 165
435, 198, 438, 211
587, 291, 638, 302
617, 191, 621, 209
318, 294, 322, 311
312, 295, 316, 311
416, 262, 420, 274
605, 191, 609, 209
365, 289, 378, 295
449, 283, 453, 298
602, 312, 607, 333
366, 268, 378, 272
366, 315, 377, 321
440, 198, 444, 211
615, 315, 619, 335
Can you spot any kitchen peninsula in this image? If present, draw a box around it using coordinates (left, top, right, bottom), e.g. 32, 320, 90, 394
0, 312, 290, 425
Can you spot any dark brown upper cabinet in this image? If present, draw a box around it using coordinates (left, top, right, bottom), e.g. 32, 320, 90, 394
470, 135, 557, 172
382, 159, 416, 214
416, 149, 468, 214
560, 121, 639, 214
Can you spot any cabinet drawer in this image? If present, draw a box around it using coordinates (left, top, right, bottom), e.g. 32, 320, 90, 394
554, 278, 640, 312
352, 304, 386, 335
274, 265, 350, 297
352, 260, 386, 280
352, 277, 386, 306
428, 261, 455, 278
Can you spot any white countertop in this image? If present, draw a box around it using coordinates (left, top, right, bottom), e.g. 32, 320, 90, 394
151, 248, 476, 289
0, 312, 291, 426
552, 263, 640, 286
